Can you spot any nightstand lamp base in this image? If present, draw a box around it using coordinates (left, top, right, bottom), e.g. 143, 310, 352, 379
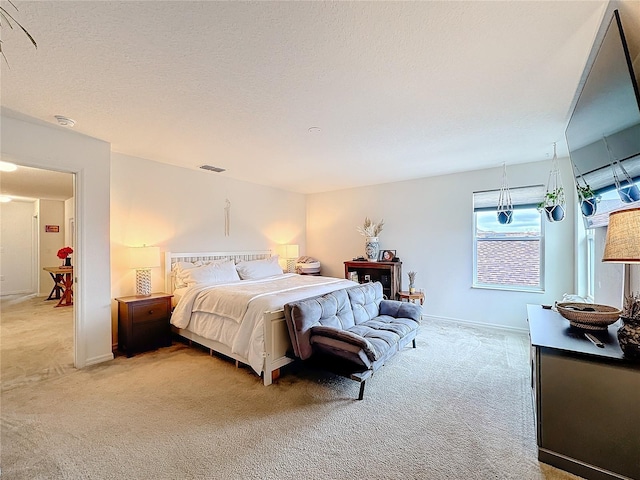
135, 268, 152, 296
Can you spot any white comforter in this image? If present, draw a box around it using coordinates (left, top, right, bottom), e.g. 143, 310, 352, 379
171, 274, 356, 373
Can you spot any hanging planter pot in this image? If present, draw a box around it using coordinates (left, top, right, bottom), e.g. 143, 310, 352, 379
544, 204, 565, 222
618, 184, 640, 203
580, 198, 598, 217
576, 184, 599, 218
496, 163, 514, 225
497, 210, 513, 225
540, 143, 566, 223
604, 136, 640, 204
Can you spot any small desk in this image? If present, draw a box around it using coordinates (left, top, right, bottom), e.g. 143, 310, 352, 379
43, 266, 73, 307
398, 291, 425, 305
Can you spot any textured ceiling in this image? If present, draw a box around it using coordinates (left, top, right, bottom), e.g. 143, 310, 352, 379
1, 1, 639, 194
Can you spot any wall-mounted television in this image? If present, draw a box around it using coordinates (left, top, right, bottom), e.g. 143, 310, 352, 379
565, 9, 640, 228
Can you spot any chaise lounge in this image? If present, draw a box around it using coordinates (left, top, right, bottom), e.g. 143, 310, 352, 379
284, 282, 422, 399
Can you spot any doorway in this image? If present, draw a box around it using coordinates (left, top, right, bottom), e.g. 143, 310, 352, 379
0, 163, 76, 389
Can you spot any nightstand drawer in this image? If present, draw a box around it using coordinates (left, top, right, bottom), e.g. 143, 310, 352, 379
130, 300, 169, 323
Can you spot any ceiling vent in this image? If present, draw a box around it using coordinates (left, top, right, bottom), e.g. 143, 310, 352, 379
199, 165, 226, 173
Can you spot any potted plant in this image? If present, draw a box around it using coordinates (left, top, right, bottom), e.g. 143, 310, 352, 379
357, 217, 384, 262
57, 246, 73, 267
618, 292, 640, 358
538, 187, 565, 222
576, 184, 599, 217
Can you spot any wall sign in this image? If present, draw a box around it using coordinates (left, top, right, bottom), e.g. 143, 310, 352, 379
45, 225, 60, 233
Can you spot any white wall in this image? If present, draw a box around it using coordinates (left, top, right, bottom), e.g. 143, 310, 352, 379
37, 199, 65, 295
64, 196, 75, 249
110, 152, 307, 343
1, 113, 112, 367
307, 158, 576, 331
0, 200, 35, 295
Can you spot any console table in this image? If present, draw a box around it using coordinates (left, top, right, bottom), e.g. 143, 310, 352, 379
43, 266, 74, 307
527, 304, 640, 480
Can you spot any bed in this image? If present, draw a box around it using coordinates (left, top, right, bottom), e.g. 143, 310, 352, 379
165, 251, 357, 385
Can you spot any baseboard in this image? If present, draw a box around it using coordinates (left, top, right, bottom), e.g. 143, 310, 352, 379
422, 314, 528, 335
84, 352, 114, 366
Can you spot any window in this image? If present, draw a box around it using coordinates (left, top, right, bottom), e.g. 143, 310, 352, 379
473, 185, 545, 291
585, 227, 595, 301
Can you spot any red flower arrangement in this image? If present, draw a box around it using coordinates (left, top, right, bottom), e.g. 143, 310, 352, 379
57, 246, 73, 259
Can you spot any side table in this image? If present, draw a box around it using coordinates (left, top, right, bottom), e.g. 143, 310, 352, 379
115, 293, 173, 357
398, 290, 425, 305
43, 266, 74, 307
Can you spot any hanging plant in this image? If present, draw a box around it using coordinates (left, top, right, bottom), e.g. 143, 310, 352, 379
496, 163, 513, 225
539, 142, 566, 222
604, 136, 640, 204
571, 161, 599, 218
576, 184, 599, 218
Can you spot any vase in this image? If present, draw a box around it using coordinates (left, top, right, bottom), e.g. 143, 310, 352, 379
62, 257, 72, 267
365, 236, 379, 262
618, 317, 640, 359
409, 284, 415, 294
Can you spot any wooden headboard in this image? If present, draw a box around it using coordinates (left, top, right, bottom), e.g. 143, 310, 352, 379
164, 250, 272, 293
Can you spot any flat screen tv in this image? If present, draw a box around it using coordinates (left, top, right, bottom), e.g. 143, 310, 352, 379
565, 9, 640, 228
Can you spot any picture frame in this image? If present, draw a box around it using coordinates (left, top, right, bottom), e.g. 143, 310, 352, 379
379, 249, 396, 262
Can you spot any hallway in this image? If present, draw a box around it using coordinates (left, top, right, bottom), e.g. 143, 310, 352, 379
0, 295, 73, 392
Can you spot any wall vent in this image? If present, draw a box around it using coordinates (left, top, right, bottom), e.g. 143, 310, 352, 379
199, 165, 226, 173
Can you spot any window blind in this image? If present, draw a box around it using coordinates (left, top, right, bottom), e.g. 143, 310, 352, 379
473, 185, 546, 212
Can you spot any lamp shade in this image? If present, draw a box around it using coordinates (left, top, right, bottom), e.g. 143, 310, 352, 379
602, 208, 640, 263
278, 244, 299, 259
128, 246, 161, 269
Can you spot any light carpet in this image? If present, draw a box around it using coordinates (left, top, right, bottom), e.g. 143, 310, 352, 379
0, 296, 581, 479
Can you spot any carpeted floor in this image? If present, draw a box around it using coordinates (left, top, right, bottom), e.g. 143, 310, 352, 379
1, 294, 74, 392
0, 296, 582, 479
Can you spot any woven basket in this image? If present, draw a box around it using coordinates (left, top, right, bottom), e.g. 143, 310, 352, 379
556, 302, 621, 330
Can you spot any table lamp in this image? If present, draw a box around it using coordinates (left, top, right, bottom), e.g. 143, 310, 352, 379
128, 245, 161, 296
278, 244, 299, 273
602, 207, 640, 265
602, 207, 640, 357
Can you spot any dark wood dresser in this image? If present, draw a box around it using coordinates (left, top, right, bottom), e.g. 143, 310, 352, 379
527, 304, 640, 480
344, 261, 402, 300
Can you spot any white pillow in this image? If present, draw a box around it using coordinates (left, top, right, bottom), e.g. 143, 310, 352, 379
173, 261, 203, 289
235, 255, 283, 280
179, 260, 241, 287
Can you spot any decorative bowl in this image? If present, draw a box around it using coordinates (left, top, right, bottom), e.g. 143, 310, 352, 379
555, 302, 621, 330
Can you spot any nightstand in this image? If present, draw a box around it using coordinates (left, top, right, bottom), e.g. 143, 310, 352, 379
115, 293, 173, 357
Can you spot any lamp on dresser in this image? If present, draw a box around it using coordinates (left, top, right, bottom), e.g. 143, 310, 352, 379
602, 207, 640, 358
128, 245, 161, 296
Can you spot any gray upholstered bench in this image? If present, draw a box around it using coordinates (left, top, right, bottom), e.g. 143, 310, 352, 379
284, 282, 421, 399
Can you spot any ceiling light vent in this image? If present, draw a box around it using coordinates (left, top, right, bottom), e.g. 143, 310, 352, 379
199, 165, 226, 173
